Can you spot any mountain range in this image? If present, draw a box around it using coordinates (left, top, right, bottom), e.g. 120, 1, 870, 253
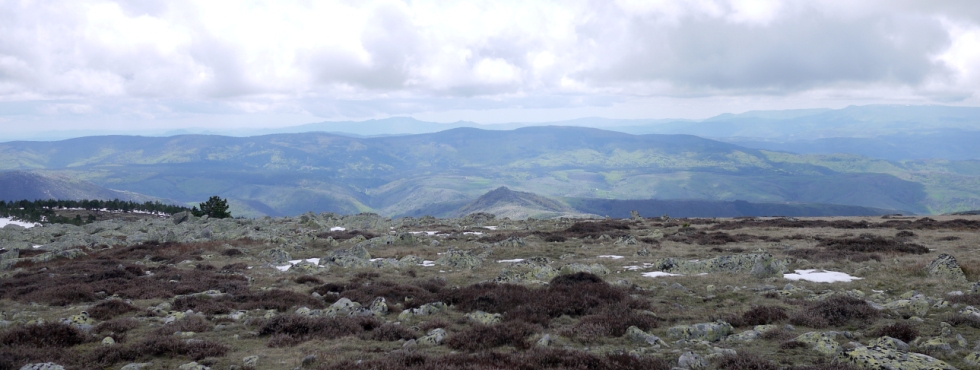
2, 123, 979, 218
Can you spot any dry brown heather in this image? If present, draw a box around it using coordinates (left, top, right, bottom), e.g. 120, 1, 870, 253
1, 215, 980, 369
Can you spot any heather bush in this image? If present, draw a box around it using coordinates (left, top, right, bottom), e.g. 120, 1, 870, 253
872, 322, 919, 343
446, 322, 538, 351
727, 305, 788, 327
790, 296, 879, 328
89, 299, 139, 320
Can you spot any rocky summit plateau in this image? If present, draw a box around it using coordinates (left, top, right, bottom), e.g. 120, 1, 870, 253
2, 211, 980, 370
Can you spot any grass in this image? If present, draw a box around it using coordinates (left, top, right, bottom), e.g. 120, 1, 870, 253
2, 214, 980, 369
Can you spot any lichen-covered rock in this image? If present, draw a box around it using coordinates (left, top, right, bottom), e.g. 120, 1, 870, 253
243, 355, 259, 368
794, 332, 841, 356
625, 326, 668, 347
434, 249, 482, 269
493, 237, 526, 248
400, 255, 424, 265
964, 352, 980, 366
725, 325, 777, 342
667, 320, 733, 342
750, 253, 781, 279
31, 249, 86, 263
259, 248, 291, 263
371, 258, 402, 269
19, 363, 66, 370
614, 235, 638, 246
677, 351, 707, 369
559, 263, 610, 276
916, 337, 953, 353
496, 264, 559, 284
927, 254, 967, 281
323, 298, 362, 317
101, 336, 115, 346
882, 294, 932, 317
398, 302, 447, 321
839, 345, 955, 370
176, 362, 210, 370
653, 253, 786, 276
466, 310, 502, 325
418, 328, 446, 346
368, 297, 388, 316
869, 336, 910, 352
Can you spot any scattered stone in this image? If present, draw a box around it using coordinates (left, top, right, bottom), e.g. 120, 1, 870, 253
926, 254, 967, 281
559, 263, 610, 276
839, 344, 955, 370
101, 336, 115, 346
259, 248, 291, 264
964, 352, 980, 366
677, 351, 707, 369
119, 363, 152, 370
243, 355, 259, 368
466, 310, 502, 325
18, 364, 65, 370
301, 355, 318, 368
398, 302, 447, 321
667, 320, 733, 342
418, 328, 447, 346
625, 325, 668, 347
614, 235, 638, 246
536, 334, 552, 347
176, 362, 210, 370
869, 336, 909, 352
434, 248, 483, 269
794, 332, 841, 356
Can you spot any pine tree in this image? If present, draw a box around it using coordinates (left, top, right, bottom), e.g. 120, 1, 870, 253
192, 196, 232, 219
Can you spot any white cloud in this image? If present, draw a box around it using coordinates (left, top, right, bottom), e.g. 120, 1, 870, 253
0, 0, 977, 130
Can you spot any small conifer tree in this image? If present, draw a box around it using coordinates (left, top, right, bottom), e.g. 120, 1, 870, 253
192, 196, 231, 219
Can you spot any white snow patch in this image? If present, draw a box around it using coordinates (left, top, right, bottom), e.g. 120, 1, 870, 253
497, 259, 525, 263
485, 226, 498, 230
286, 258, 320, 266
623, 263, 656, 271
330, 227, 346, 231
32, 245, 44, 249
409, 231, 439, 236
784, 269, 861, 283
463, 231, 483, 235
422, 260, 436, 267
0, 218, 39, 228
275, 265, 291, 272
642, 271, 683, 278
598, 255, 624, 259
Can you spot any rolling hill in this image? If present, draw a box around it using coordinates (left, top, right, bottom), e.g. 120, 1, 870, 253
0, 126, 977, 217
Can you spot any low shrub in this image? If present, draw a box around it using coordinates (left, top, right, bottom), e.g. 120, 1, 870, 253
790, 296, 879, 328
89, 299, 139, 320
366, 323, 417, 341
154, 315, 213, 336
258, 314, 379, 346
446, 322, 538, 351
715, 353, 780, 370
295, 275, 324, 285
94, 318, 140, 335
317, 348, 672, 370
0, 323, 87, 348
872, 322, 919, 343
727, 305, 788, 327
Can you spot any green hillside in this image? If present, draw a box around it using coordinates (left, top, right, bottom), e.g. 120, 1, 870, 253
0, 126, 976, 216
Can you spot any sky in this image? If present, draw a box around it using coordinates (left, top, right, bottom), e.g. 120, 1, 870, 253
1, 0, 979, 135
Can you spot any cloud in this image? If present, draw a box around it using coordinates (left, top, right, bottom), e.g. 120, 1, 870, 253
0, 0, 977, 127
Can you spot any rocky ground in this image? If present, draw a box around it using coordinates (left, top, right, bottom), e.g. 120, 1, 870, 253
1, 211, 980, 370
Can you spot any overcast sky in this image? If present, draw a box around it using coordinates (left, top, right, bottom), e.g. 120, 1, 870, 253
1, 0, 979, 134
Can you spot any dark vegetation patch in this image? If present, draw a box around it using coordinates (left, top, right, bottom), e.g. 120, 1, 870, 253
789, 296, 879, 328
364, 323, 418, 341
947, 293, 980, 306
0, 242, 251, 306
725, 305, 788, 327
94, 318, 140, 340
311, 277, 445, 310
86, 335, 228, 368
294, 275, 324, 285
446, 322, 538, 351
712, 217, 980, 231
563, 307, 660, 342
945, 313, 980, 329
317, 229, 379, 241
88, 299, 139, 320
258, 314, 380, 347
558, 220, 632, 239
317, 349, 673, 370
715, 352, 861, 370
172, 289, 326, 315
667, 231, 772, 245
0, 323, 87, 348
937, 236, 961, 241
478, 232, 530, 244
785, 233, 926, 262
440, 273, 653, 328
153, 315, 213, 336
871, 322, 919, 343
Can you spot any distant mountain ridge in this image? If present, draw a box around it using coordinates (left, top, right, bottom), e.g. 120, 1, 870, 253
455, 187, 582, 219
0, 171, 164, 203
1, 125, 978, 217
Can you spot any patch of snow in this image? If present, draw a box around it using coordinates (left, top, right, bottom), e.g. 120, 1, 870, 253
463, 231, 483, 235
370, 258, 382, 262
0, 218, 39, 228
422, 260, 436, 267
497, 259, 525, 263
598, 255, 624, 259
330, 227, 346, 231
32, 245, 43, 249
623, 263, 656, 271
485, 226, 498, 230
409, 231, 439, 236
286, 258, 320, 265
275, 265, 291, 272
783, 269, 862, 283
642, 271, 683, 278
